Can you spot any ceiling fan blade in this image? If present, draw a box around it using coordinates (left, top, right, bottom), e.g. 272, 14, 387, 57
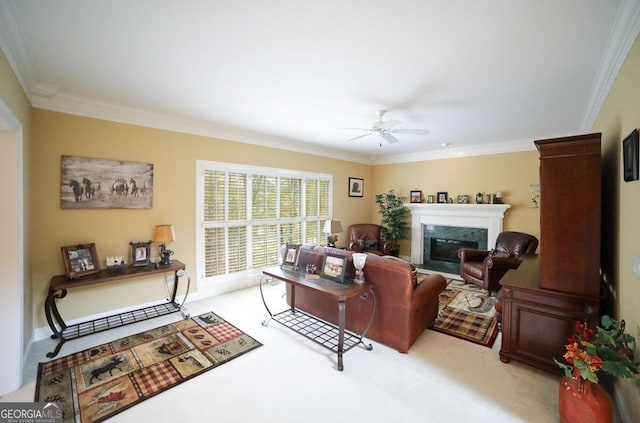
346, 133, 374, 142
382, 133, 400, 144
389, 128, 431, 135
380, 119, 401, 130
340, 127, 373, 131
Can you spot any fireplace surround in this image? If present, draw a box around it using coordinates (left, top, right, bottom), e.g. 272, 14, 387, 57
406, 203, 510, 275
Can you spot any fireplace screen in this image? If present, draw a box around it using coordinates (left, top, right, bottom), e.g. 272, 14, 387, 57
430, 238, 479, 263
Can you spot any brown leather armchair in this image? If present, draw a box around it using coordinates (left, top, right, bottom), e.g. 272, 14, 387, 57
348, 224, 394, 256
457, 231, 538, 292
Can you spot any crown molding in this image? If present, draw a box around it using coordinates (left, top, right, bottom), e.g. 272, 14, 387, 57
371, 138, 538, 165
0, 1, 35, 102
581, 0, 640, 131
31, 91, 373, 164
34, 88, 544, 165
32, 90, 544, 165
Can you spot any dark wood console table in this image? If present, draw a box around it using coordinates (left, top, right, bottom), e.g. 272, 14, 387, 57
260, 266, 374, 371
45, 260, 189, 358
498, 255, 598, 373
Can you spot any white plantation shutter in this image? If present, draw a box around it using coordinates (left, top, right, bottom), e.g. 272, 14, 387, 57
197, 161, 331, 287
204, 170, 225, 221
252, 224, 279, 268
252, 175, 277, 219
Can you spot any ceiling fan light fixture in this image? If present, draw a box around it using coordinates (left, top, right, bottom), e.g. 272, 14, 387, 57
342, 110, 430, 146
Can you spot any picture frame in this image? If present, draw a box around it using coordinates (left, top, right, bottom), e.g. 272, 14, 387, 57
623, 129, 639, 182
410, 190, 423, 203
281, 242, 301, 270
129, 240, 151, 267
437, 192, 448, 204
61, 155, 154, 209
457, 195, 470, 204
348, 177, 364, 197
321, 253, 347, 283
61, 243, 101, 279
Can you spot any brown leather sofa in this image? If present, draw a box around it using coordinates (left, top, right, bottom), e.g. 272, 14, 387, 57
458, 231, 539, 292
287, 246, 446, 353
348, 224, 394, 256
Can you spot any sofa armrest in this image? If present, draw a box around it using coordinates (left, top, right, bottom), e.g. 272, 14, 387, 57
458, 248, 490, 262
349, 241, 363, 252
412, 274, 446, 306
380, 241, 395, 255
483, 256, 522, 270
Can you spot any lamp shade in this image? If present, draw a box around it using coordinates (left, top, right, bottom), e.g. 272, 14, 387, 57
323, 219, 343, 234
153, 224, 176, 244
352, 253, 367, 270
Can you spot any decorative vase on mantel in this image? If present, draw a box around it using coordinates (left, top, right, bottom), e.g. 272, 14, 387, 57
558, 370, 613, 423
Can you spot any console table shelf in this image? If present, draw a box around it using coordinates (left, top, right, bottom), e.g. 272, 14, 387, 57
270, 309, 365, 354
45, 260, 189, 358
260, 266, 374, 371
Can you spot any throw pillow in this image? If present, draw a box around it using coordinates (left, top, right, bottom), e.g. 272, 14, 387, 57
364, 239, 378, 250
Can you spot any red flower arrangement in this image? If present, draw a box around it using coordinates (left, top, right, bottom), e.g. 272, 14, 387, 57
555, 315, 639, 385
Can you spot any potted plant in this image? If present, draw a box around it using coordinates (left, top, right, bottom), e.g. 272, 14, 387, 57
554, 315, 639, 423
375, 189, 410, 256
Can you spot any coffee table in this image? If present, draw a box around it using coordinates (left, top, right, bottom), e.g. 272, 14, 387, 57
260, 266, 375, 371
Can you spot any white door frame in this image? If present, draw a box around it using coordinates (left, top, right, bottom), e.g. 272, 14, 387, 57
0, 99, 24, 395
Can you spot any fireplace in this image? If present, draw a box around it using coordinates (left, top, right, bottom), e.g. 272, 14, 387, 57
423, 225, 487, 274
406, 203, 510, 276
430, 238, 479, 263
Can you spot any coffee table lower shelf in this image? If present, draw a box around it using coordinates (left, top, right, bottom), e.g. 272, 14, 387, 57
268, 309, 369, 354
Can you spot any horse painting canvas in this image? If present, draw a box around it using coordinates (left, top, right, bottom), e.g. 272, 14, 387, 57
61, 156, 154, 209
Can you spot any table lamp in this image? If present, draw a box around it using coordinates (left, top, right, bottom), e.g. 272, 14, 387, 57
352, 253, 367, 283
153, 224, 175, 265
323, 219, 343, 248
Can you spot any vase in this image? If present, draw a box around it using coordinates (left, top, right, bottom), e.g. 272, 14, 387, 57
559, 372, 613, 423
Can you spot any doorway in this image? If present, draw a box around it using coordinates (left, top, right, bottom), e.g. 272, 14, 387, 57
0, 99, 24, 395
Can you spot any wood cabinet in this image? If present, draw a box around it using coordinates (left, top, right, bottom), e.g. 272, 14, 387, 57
499, 133, 601, 373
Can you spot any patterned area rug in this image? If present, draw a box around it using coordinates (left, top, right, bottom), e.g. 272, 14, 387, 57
35, 311, 262, 423
431, 279, 499, 348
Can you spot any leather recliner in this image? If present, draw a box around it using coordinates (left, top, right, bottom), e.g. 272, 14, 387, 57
457, 231, 539, 292
348, 224, 394, 256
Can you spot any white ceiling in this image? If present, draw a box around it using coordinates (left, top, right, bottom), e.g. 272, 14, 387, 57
1, 1, 640, 164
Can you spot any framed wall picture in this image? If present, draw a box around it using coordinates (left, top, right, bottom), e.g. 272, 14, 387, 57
61, 243, 101, 279
437, 192, 448, 204
60, 155, 154, 209
410, 190, 423, 203
129, 241, 151, 266
321, 253, 347, 283
281, 242, 301, 270
623, 129, 639, 182
348, 177, 364, 197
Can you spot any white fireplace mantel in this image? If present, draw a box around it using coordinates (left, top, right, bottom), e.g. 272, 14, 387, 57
406, 203, 511, 264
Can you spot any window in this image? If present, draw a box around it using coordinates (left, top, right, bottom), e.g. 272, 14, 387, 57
196, 161, 332, 289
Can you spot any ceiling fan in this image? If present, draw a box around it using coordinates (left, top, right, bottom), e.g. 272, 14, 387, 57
343, 110, 431, 146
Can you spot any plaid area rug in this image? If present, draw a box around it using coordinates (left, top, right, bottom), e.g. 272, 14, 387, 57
35, 311, 262, 423
431, 279, 499, 348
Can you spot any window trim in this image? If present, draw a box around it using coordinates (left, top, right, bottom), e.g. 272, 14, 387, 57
196, 160, 332, 292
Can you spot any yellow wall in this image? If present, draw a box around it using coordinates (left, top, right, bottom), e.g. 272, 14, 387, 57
592, 33, 640, 422
30, 109, 373, 326
372, 152, 541, 255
